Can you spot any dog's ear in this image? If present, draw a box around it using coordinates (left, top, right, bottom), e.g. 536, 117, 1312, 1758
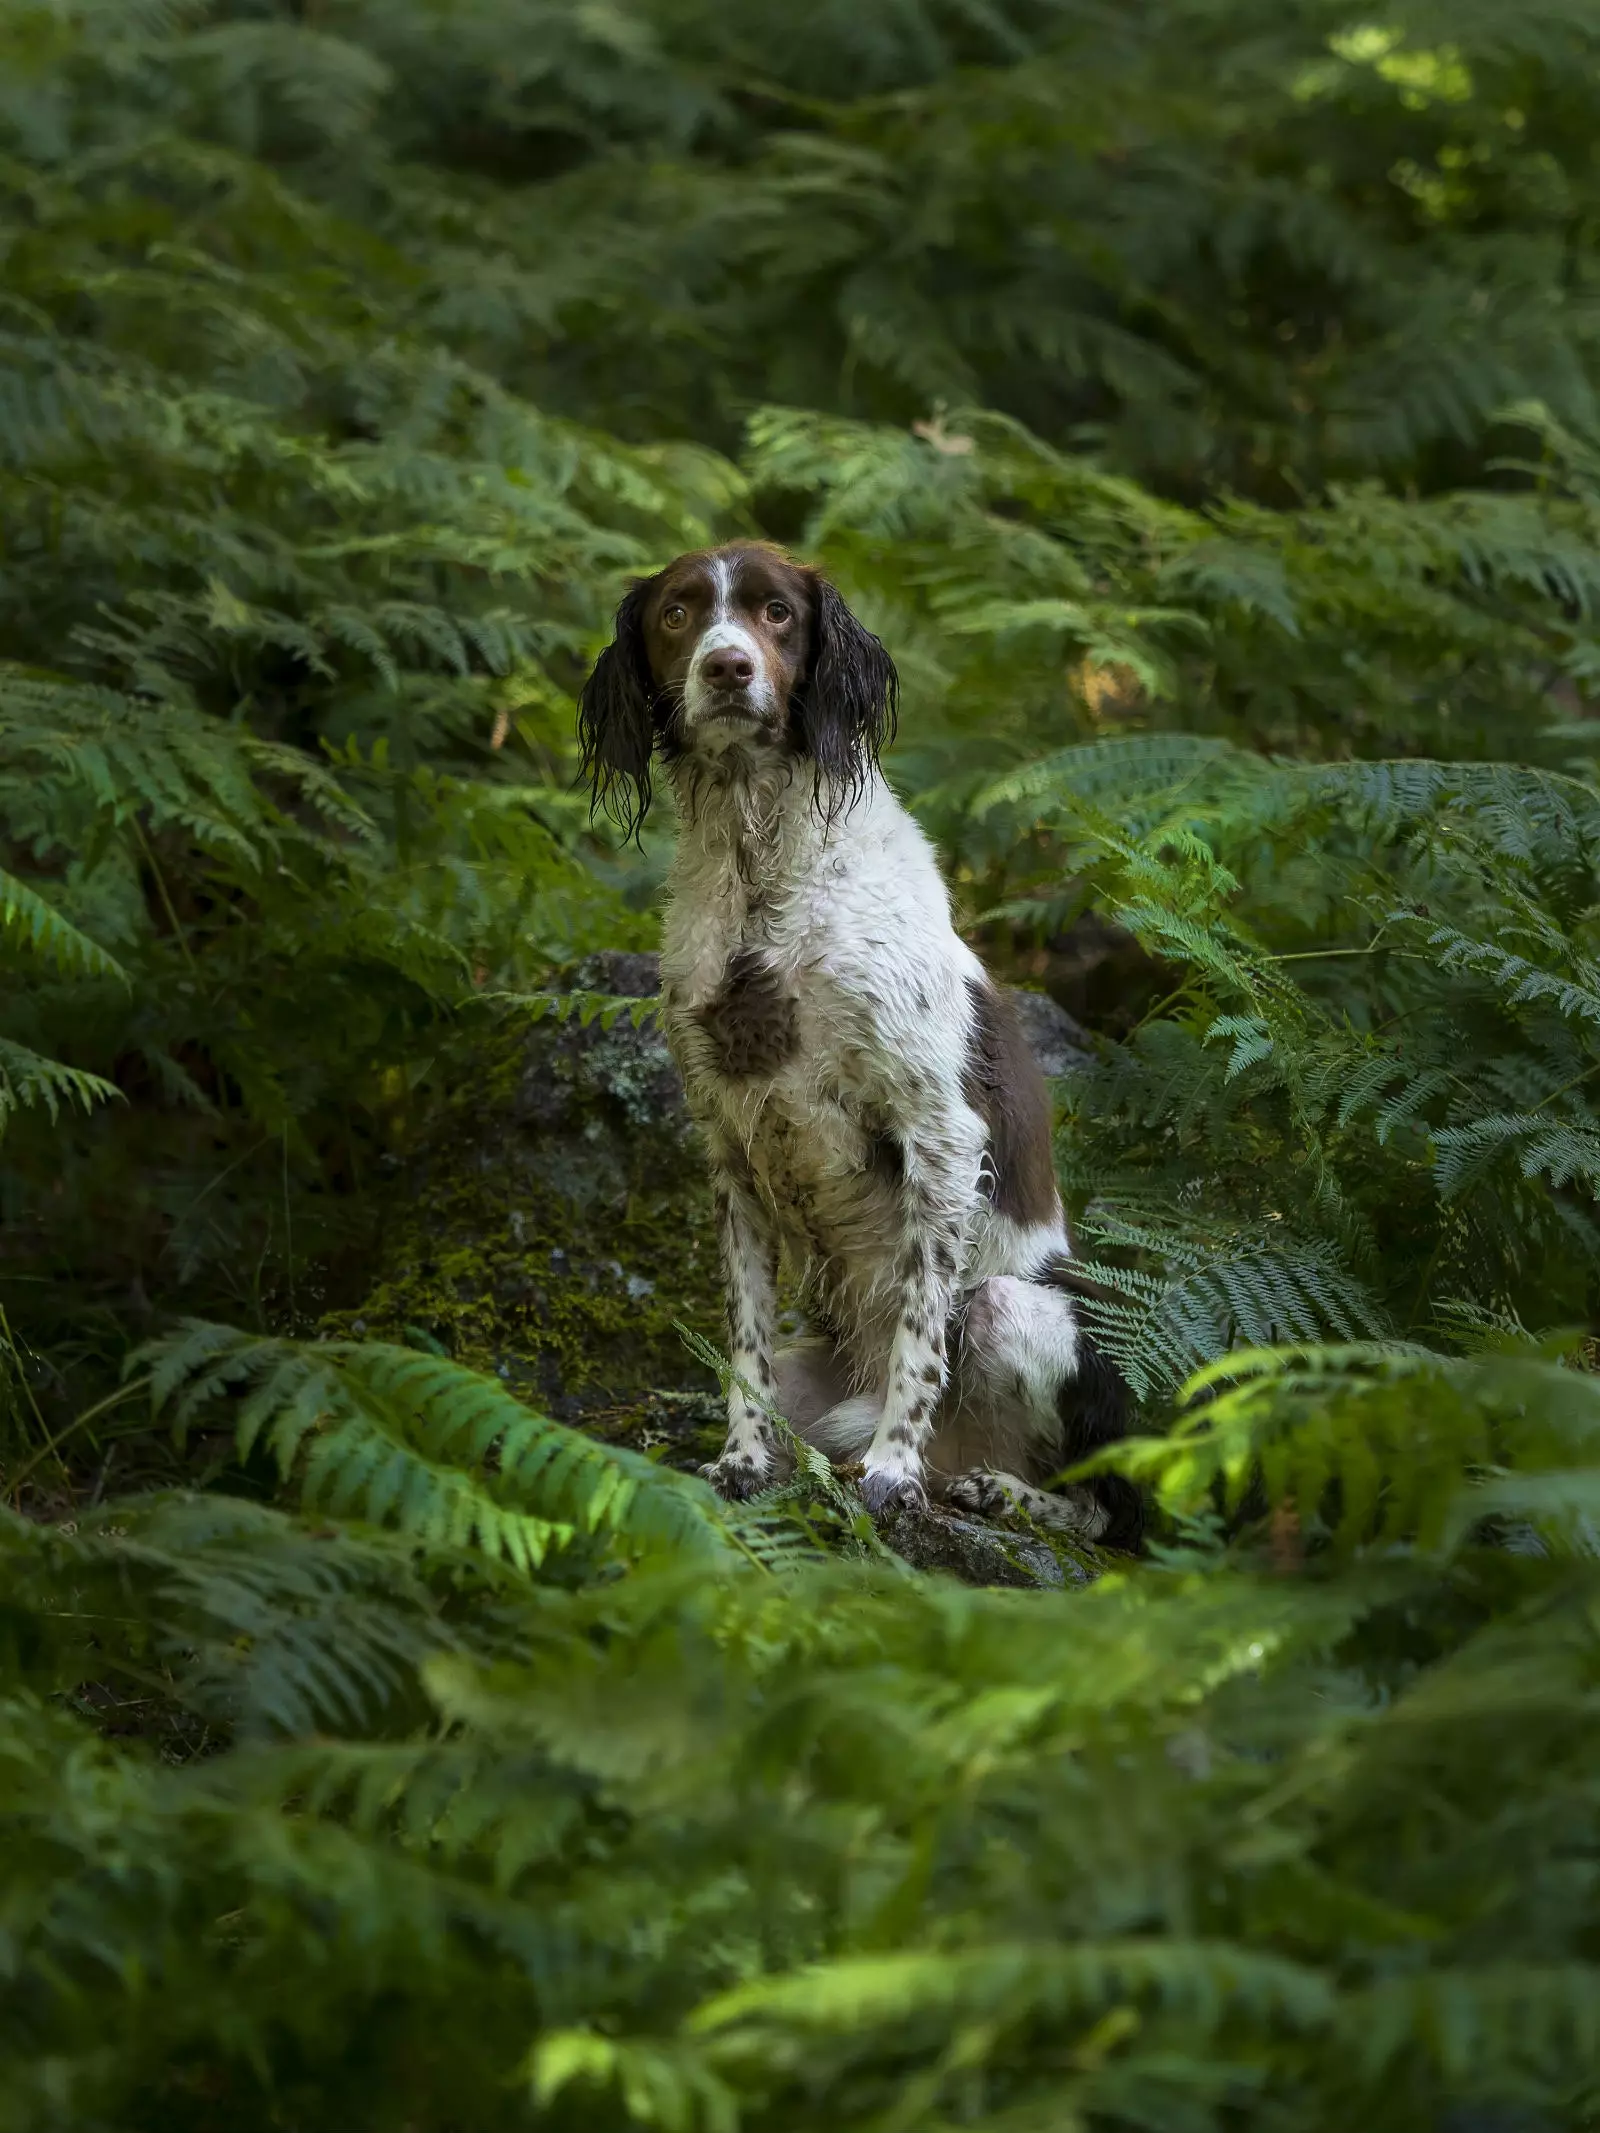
794, 575, 898, 808
577, 583, 657, 838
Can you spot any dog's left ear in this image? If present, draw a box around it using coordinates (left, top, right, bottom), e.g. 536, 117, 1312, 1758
793, 575, 898, 803
577, 583, 658, 839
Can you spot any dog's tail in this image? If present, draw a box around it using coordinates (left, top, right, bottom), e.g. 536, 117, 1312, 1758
1044, 1259, 1145, 1553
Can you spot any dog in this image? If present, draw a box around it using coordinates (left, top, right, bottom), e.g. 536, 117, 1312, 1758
578, 543, 1141, 1548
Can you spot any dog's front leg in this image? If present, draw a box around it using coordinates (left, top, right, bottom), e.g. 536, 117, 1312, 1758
701, 1163, 782, 1501
859, 1129, 970, 1517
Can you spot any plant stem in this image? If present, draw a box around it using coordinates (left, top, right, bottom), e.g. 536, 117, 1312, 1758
133, 815, 198, 973
8, 1380, 150, 1500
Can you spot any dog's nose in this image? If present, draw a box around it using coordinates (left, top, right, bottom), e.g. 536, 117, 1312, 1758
702, 648, 756, 689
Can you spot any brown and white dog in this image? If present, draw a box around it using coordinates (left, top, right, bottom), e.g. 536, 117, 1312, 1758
578, 543, 1141, 1546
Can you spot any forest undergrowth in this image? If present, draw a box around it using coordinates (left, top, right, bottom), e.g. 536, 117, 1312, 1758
4, 2, 1600, 2126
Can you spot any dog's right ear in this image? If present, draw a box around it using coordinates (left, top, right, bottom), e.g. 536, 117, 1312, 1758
577, 583, 657, 839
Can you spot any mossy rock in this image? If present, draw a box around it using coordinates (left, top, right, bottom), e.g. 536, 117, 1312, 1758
334, 952, 724, 1451
876, 1500, 1087, 1589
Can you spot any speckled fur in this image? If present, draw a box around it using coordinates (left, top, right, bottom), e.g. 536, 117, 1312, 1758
579, 545, 1139, 1544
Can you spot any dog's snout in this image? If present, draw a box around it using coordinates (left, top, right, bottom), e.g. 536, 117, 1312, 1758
702, 647, 756, 690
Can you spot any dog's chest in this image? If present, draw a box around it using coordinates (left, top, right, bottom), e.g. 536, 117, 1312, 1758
714, 1051, 903, 1336
661, 900, 866, 1155
660, 864, 897, 1245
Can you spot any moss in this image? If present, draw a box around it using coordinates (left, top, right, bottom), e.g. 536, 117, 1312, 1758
346, 1167, 721, 1408
1038, 1529, 1113, 1584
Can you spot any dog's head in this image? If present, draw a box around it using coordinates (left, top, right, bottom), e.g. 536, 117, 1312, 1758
577, 543, 898, 836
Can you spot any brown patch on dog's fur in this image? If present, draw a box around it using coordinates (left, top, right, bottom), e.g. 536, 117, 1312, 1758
698, 947, 798, 1079
962, 976, 1059, 1227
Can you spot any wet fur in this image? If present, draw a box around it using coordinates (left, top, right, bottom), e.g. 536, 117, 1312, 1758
579, 543, 1141, 1549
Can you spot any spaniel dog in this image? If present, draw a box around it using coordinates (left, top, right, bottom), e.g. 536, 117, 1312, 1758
578, 544, 1141, 1547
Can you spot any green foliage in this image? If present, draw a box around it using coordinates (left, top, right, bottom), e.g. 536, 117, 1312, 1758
142, 1318, 743, 1568
5, 0, 1600, 1361
3, 1, 1600, 2125
0, 1034, 119, 1136
950, 737, 1600, 1396
6, 1343, 1600, 2127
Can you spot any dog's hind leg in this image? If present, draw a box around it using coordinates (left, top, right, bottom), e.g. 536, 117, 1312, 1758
771, 1336, 854, 1432
771, 1338, 885, 1466
936, 1274, 1142, 1549
942, 1465, 1111, 1538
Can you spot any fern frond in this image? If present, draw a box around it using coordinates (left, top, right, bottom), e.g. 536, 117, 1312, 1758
1070, 1218, 1388, 1404
1433, 1112, 1600, 1198
0, 868, 125, 980
0, 1036, 120, 1134
1098, 1343, 1600, 1554
480, 988, 658, 1031
138, 1323, 736, 1570
691, 1937, 1333, 2047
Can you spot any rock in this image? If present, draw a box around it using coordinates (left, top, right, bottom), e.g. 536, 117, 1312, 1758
576, 948, 664, 1003
330, 948, 722, 1430
1004, 986, 1095, 1077
1028, 909, 1168, 1039
875, 1498, 1088, 1589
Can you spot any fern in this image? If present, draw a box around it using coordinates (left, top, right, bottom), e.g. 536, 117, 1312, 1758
0, 866, 125, 981
1068, 1213, 1390, 1405
2, 9, 1600, 2123
1092, 1342, 1581, 1551
482, 987, 662, 1032
952, 732, 1600, 1353
140, 1321, 737, 1569
8, 1336, 1600, 2127
0, 1034, 120, 1134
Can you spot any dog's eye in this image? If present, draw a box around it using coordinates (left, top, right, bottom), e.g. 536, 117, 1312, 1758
764, 599, 792, 624
662, 604, 688, 629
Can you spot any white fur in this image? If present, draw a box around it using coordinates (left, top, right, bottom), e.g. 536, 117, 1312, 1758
659, 752, 1096, 1521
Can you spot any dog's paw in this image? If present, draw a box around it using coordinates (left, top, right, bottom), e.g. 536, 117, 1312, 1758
944, 1468, 1013, 1520
860, 1466, 929, 1519
1051, 1482, 1112, 1540
700, 1451, 771, 1501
